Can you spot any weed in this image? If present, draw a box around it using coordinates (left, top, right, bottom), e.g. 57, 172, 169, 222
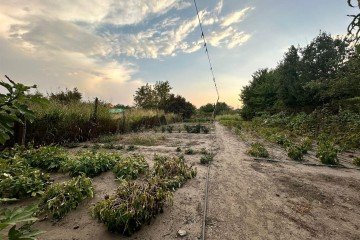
201, 126, 210, 134
247, 143, 269, 158
185, 148, 195, 155
353, 157, 360, 167
299, 137, 312, 154
176, 147, 181, 152
127, 145, 136, 151
200, 153, 215, 164
91, 179, 171, 236
38, 175, 93, 219
166, 125, 174, 133
287, 145, 304, 161
113, 155, 149, 180
316, 135, 339, 165
94, 135, 118, 144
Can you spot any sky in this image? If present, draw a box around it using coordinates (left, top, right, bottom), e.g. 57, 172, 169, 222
0, 0, 356, 108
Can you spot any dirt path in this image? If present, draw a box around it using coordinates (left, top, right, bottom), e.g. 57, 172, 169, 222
206, 123, 360, 240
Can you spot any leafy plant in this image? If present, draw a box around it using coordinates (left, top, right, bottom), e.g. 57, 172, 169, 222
153, 155, 197, 190
0, 204, 43, 240
127, 145, 136, 151
246, 143, 269, 158
272, 133, 291, 147
176, 147, 181, 152
287, 145, 304, 161
62, 151, 120, 177
91, 179, 171, 236
200, 148, 208, 155
21, 145, 69, 172
38, 175, 93, 219
0, 157, 50, 199
316, 135, 339, 165
299, 137, 312, 154
112, 155, 149, 180
200, 153, 215, 164
353, 157, 360, 167
166, 125, 174, 133
201, 125, 210, 134
184, 148, 195, 155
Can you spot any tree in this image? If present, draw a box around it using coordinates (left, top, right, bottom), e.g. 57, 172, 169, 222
49, 88, 82, 104
0, 76, 37, 144
163, 94, 196, 119
133, 81, 171, 109
199, 102, 233, 115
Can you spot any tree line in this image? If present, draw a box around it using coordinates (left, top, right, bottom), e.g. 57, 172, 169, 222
240, 32, 360, 120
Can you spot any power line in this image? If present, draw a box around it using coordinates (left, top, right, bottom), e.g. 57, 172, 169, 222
193, 0, 220, 119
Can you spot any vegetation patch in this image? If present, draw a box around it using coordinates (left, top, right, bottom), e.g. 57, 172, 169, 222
316, 135, 339, 165
153, 155, 197, 190
200, 153, 215, 165
185, 148, 195, 155
38, 175, 93, 219
247, 143, 270, 158
113, 154, 149, 180
0, 157, 50, 199
91, 179, 171, 236
287, 145, 304, 161
62, 151, 120, 177
353, 157, 360, 167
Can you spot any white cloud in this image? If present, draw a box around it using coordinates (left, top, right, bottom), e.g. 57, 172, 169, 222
221, 7, 253, 27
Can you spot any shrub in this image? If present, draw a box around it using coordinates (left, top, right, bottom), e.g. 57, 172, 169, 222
200, 148, 208, 155
127, 145, 136, 151
153, 155, 197, 190
200, 153, 215, 164
316, 135, 339, 165
113, 155, 149, 180
287, 145, 304, 161
185, 148, 195, 155
91, 179, 171, 236
0, 157, 50, 199
299, 137, 312, 154
272, 133, 291, 147
246, 143, 269, 158
21, 146, 69, 172
176, 147, 181, 152
62, 151, 120, 177
94, 135, 118, 144
38, 175, 93, 219
201, 126, 210, 134
184, 124, 201, 133
166, 125, 174, 133
353, 157, 360, 167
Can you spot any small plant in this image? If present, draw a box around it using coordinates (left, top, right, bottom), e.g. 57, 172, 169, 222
91, 179, 171, 236
94, 134, 118, 143
161, 126, 166, 133
103, 143, 115, 149
166, 125, 174, 133
316, 135, 339, 165
153, 155, 197, 190
185, 148, 195, 155
287, 145, 304, 161
353, 157, 360, 167
38, 175, 93, 219
201, 126, 210, 134
62, 151, 120, 177
127, 145, 136, 151
21, 145, 69, 172
113, 155, 149, 180
246, 143, 269, 158
200, 148, 208, 155
200, 153, 215, 164
176, 147, 181, 152
272, 133, 290, 147
0, 204, 43, 240
299, 137, 312, 154
0, 157, 50, 199
184, 124, 201, 133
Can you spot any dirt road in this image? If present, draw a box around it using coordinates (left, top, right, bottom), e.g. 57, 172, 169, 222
206, 123, 360, 240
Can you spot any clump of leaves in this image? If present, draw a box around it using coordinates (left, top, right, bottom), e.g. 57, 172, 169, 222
272, 133, 291, 147
299, 137, 312, 154
246, 143, 269, 158
62, 151, 120, 177
200, 153, 215, 165
287, 145, 304, 161
166, 125, 174, 133
127, 145, 136, 151
38, 175, 93, 219
113, 154, 149, 180
0, 157, 50, 199
200, 148, 208, 155
185, 148, 195, 155
0, 204, 43, 240
91, 179, 171, 236
201, 125, 210, 134
353, 157, 360, 167
176, 147, 181, 152
316, 135, 339, 165
21, 145, 69, 172
153, 155, 197, 190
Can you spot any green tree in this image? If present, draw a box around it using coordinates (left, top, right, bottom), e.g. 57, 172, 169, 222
163, 94, 196, 119
49, 88, 82, 104
133, 81, 171, 109
199, 102, 232, 115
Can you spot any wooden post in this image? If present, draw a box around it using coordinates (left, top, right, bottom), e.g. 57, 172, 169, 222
92, 97, 98, 122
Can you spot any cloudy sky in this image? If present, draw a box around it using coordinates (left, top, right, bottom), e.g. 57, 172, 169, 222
0, 0, 355, 107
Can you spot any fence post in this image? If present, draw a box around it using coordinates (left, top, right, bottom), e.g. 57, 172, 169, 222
92, 97, 98, 122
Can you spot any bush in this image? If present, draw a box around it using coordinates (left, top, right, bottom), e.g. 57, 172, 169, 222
272, 133, 291, 147
21, 146, 69, 172
200, 153, 215, 164
316, 135, 339, 165
166, 125, 174, 133
287, 145, 304, 161
184, 124, 201, 133
353, 157, 360, 167
38, 175, 93, 219
246, 143, 269, 158
113, 155, 149, 180
0, 157, 50, 199
62, 151, 120, 177
91, 179, 171, 236
299, 137, 312, 154
176, 147, 181, 152
153, 155, 196, 190
185, 148, 195, 155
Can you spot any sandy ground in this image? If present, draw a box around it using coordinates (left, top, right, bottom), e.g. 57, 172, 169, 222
5, 123, 360, 240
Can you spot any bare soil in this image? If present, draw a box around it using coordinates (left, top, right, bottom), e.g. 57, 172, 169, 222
8, 122, 360, 240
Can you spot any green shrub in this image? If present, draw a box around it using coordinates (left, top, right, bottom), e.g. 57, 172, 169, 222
0, 157, 50, 199
184, 124, 201, 133
38, 175, 93, 219
287, 145, 304, 161
113, 155, 149, 180
272, 133, 291, 147
62, 151, 120, 177
153, 155, 197, 190
299, 137, 312, 154
353, 157, 360, 167
127, 145, 136, 151
247, 143, 269, 158
185, 148, 195, 155
91, 179, 171, 236
201, 126, 210, 134
21, 146, 69, 172
200, 153, 215, 164
316, 135, 339, 165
